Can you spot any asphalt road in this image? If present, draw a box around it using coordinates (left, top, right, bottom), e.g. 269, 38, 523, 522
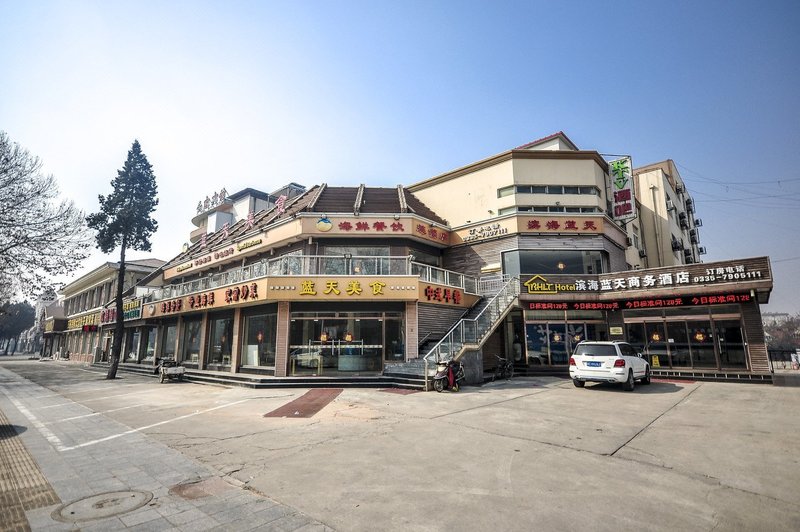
2, 359, 799, 531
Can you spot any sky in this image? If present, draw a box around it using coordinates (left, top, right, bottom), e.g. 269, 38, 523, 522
1, 0, 799, 314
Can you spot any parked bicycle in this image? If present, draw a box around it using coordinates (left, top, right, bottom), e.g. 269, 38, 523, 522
493, 355, 514, 381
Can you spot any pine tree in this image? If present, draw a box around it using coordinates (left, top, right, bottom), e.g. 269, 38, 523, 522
86, 140, 158, 379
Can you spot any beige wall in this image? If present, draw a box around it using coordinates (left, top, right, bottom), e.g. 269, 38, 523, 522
412, 157, 609, 228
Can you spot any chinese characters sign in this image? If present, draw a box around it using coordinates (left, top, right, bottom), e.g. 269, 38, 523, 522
305, 216, 450, 245
100, 299, 142, 324
610, 157, 636, 222
522, 262, 767, 296
527, 294, 751, 312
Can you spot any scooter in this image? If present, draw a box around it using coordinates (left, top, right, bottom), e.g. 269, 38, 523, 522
433, 358, 465, 392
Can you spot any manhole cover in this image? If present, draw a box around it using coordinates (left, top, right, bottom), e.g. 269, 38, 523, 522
52, 490, 153, 522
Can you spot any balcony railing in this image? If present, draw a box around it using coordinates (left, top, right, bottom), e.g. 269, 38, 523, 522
145, 255, 478, 303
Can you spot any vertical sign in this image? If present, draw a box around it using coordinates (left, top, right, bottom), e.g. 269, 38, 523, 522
610, 157, 636, 222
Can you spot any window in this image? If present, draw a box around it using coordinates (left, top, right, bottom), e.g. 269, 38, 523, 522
498, 206, 517, 215
207, 313, 234, 365
497, 185, 515, 198
182, 318, 202, 362
242, 312, 277, 367
503, 250, 607, 275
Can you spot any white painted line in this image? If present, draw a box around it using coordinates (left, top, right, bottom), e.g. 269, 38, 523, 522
59, 399, 250, 452
0, 387, 66, 451
33, 390, 145, 409
52, 404, 144, 423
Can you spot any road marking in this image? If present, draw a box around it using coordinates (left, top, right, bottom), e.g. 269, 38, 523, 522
34, 390, 146, 409
33, 382, 145, 398
0, 387, 66, 451
50, 404, 144, 423
59, 399, 251, 452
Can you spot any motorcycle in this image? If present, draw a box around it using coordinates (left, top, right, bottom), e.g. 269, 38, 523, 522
433, 358, 466, 392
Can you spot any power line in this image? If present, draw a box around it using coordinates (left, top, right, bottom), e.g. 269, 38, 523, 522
676, 162, 800, 186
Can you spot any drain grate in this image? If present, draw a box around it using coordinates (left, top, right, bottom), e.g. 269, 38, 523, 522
52, 490, 153, 523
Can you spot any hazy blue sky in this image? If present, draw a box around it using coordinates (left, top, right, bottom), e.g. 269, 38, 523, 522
1, 1, 798, 313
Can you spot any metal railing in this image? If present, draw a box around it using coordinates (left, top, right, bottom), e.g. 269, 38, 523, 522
145, 255, 479, 302
423, 276, 520, 388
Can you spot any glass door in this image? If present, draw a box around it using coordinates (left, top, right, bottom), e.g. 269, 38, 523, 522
688, 321, 717, 368
715, 320, 747, 369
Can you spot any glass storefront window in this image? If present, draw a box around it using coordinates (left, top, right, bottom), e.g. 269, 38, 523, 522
243, 313, 277, 367
288, 310, 401, 375
161, 324, 177, 360
143, 328, 157, 362
182, 318, 202, 363
207, 314, 233, 365
688, 322, 716, 367
667, 322, 691, 368
504, 250, 607, 276
124, 330, 140, 362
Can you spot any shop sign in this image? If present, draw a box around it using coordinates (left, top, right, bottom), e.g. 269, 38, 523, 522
610, 157, 636, 222
164, 231, 270, 280
67, 312, 101, 330
159, 299, 184, 315
188, 292, 215, 309
524, 275, 577, 295
309, 216, 450, 244
196, 187, 228, 214
522, 261, 768, 295
423, 285, 462, 305
223, 282, 259, 303
463, 223, 508, 243
621, 293, 751, 309
267, 276, 418, 301
100, 299, 143, 324
523, 218, 601, 233
529, 302, 620, 311
45, 320, 55, 332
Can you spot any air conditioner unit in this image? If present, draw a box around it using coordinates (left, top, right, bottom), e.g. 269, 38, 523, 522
675, 184, 684, 194
626, 237, 633, 246
672, 240, 682, 251
666, 199, 676, 211
638, 249, 647, 258
695, 218, 703, 227
699, 246, 707, 255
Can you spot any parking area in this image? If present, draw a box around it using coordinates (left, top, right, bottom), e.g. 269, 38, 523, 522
2, 358, 800, 531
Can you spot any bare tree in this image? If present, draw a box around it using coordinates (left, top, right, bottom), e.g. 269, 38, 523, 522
0, 132, 92, 303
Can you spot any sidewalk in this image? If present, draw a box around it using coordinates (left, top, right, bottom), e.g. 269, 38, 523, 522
0, 366, 331, 531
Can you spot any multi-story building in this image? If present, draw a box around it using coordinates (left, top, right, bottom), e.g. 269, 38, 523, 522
189, 184, 305, 244
60, 259, 165, 363
103, 132, 773, 383
631, 160, 705, 268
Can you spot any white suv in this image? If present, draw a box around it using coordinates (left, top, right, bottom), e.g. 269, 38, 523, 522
569, 341, 651, 391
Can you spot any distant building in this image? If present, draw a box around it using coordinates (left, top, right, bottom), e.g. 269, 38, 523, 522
631, 160, 704, 268
189, 184, 306, 244
59, 259, 165, 363
762, 312, 792, 327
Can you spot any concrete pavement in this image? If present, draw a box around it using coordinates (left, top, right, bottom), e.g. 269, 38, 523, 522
1, 358, 800, 531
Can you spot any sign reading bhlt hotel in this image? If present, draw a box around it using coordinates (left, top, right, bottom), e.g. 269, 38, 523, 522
522, 257, 771, 309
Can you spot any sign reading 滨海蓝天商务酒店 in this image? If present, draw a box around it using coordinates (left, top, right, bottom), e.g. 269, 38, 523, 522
522, 260, 770, 296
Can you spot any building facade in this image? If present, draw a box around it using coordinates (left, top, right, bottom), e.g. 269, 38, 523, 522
82, 132, 772, 382
59, 259, 165, 363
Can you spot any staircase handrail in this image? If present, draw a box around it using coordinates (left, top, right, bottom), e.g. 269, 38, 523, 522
423, 276, 520, 387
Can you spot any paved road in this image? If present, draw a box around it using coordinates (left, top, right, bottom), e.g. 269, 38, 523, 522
1, 359, 799, 531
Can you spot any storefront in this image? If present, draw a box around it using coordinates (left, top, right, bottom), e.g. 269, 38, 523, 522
517, 257, 773, 374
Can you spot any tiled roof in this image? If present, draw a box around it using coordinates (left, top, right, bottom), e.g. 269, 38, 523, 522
514, 131, 578, 151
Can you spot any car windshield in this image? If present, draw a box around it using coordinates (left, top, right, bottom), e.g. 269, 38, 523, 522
574, 344, 618, 357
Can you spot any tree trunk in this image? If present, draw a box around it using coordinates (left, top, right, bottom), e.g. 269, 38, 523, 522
107, 241, 127, 379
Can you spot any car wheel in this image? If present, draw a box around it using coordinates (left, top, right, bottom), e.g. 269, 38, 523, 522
642, 366, 651, 385
573, 378, 585, 388
433, 378, 445, 393
623, 370, 635, 391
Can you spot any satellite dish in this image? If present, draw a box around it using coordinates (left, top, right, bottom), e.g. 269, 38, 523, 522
182, 243, 189, 253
